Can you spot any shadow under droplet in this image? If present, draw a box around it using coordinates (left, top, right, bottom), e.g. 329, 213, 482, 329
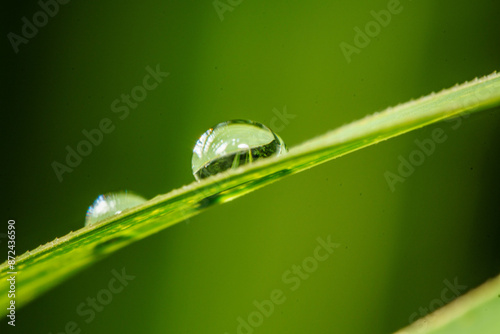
93, 235, 133, 256
197, 169, 292, 210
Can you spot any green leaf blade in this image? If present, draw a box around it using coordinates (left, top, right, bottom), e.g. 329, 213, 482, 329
1, 72, 500, 320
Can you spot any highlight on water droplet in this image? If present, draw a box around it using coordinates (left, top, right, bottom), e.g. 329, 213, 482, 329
192, 119, 287, 181
85, 191, 146, 226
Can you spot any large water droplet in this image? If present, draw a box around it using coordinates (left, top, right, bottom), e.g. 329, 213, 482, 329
192, 120, 287, 181
85, 191, 146, 226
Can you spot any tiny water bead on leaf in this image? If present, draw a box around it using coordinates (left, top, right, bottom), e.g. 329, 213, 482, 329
192, 120, 288, 181
85, 192, 146, 226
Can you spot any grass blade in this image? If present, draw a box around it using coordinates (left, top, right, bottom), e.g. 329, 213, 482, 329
395, 273, 500, 334
1, 72, 500, 317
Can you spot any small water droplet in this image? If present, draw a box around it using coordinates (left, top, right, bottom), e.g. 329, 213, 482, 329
192, 120, 287, 180
85, 191, 146, 226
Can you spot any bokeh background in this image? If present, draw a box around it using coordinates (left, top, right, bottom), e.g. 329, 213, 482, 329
3, 0, 500, 333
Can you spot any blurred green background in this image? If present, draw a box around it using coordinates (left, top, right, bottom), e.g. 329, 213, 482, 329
3, 0, 500, 333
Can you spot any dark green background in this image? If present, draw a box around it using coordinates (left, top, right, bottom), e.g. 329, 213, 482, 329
3, 0, 500, 333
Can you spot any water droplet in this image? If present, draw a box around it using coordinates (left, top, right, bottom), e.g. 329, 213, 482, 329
93, 235, 133, 255
85, 191, 146, 226
192, 120, 287, 180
